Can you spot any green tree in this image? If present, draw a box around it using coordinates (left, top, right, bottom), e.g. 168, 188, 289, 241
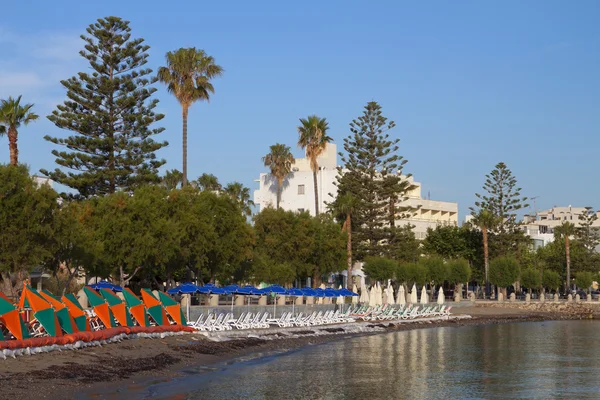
575, 271, 595, 294
0, 96, 39, 165
555, 221, 577, 290
43, 17, 166, 197
542, 270, 562, 293
196, 173, 222, 192
520, 268, 541, 292
363, 257, 397, 282
489, 256, 520, 298
162, 169, 183, 191
577, 207, 599, 265
262, 143, 295, 209
406, 262, 429, 287
158, 48, 223, 186
224, 182, 255, 217
0, 164, 58, 296
297, 115, 332, 215
447, 259, 472, 298
328, 192, 359, 288
335, 102, 414, 260
421, 256, 448, 291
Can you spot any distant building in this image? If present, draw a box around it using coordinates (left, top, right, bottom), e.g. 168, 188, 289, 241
32, 175, 53, 188
522, 206, 600, 248
253, 143, 458, 240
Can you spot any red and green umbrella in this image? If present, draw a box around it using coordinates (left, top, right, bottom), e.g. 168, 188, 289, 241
61, 293, 91, 332
38, 290, 78, 334
83, 287, 116, 329
99, 289, 134, 327
122, 289, 150, 327
18, 284, 63, 337
158, 291, 186, 325
0, 293, 29, 340
140, 289, 169, 326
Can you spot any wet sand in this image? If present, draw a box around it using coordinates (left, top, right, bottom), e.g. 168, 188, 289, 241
2, 304, 597, 399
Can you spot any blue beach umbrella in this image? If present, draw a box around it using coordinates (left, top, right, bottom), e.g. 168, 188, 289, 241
89, 280, 123, 292
166, 282, 202, 295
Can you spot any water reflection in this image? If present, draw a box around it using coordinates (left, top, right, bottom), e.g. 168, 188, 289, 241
143, 321, 600, 400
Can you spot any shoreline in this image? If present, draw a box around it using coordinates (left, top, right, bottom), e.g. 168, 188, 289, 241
1, 304, 598, 399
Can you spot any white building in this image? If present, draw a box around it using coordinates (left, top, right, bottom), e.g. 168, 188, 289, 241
522, 206, 600, 248
253, 143, 458, 239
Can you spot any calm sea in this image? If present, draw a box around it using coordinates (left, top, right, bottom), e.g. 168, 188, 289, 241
89, 321, 600, 399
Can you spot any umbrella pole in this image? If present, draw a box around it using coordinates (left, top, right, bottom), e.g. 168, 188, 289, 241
186, 294, 190, 322
273, 294, 276, 318
231, 295, 234, 313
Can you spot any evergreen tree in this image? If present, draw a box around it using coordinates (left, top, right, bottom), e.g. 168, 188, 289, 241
43, 16, 167, 197
335, 101, 415, 260
577, 207, 599, 255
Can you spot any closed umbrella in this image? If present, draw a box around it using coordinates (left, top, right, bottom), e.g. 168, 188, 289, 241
437, 287, 445, 305
411, 284, 418, 304
420, 285, 428, 304
382, 284, 388, 305
377, 283, 383, 305
369, 286, 375, 307
352, 284, 359, 304
388, 283, 395, 305
397, 285, 406, 305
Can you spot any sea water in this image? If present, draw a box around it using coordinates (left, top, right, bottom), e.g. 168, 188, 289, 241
90, 321, 600, 399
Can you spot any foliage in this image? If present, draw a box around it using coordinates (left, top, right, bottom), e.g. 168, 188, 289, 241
363, 257, 397, 282
43, 16, 166, 197
262, 143, 295, 209
223, 182, 254, 216
384, 225, 420, 263
577, 207, 600, 262
520, 268, 540, 290
0, 164, 58, 296
158, 47, 223, 185
447, 259, 472, 284
335, 101, 415, 260
489, 256, 520, 288
542, 270, 562, 292
0, 96, 39, 165
297, 115, 332, 215
575, 271, 595, 292
162, 169, 183, 191
420, 256, 448, 286
405, 262, 429, 286
196, 173, 222, 192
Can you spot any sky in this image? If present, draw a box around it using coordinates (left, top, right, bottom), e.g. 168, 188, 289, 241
1, 0, 599, 221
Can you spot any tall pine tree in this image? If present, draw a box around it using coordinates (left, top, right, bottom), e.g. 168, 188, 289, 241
333, 101, 416, 261
43, 16, 167, 197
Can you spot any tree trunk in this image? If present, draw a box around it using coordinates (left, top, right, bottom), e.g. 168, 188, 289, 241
483, 227, 489, 298
182, 105, 189, 186
8, 126, 18, 165
312, 267, 321, 288
565, 236, 571, 293
276, 177, 282, 209
346, 214, 352, 289
313, 170, 319, 215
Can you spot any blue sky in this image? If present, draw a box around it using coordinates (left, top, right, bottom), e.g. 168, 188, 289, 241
1, 0, 599, 220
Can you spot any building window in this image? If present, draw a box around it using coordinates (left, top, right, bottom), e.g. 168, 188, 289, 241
298, 184, 305, 195
298, 208, 305, 213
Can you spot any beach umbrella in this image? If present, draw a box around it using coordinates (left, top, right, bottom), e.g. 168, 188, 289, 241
100, 288, 134, 327
337, 285, 345, 307
89, 280, 123, 292
369, 286, 376, 307
61, 293, 91, 331
382, 285, 388, 305
388, 283, 396, 305
286, 288, 304, 315
20, 284, 63, 337
0, 292, 29, 340
38, 289, 79, 334
140, 288, 170, 326
397, 285, 406, 305
166, 282, 201, 295
376, 283, 383, 305
122, 288, 150, 327
84, 286, 116, 329
437, 287, 445, 305
352, 284, 359, 304
420, 285, 428, 304
157, 291, 187, 325
263, 285, 286, 317
411, 284, 418, 304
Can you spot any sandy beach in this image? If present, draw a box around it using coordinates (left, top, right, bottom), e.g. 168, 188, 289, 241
1, 304, 598, 400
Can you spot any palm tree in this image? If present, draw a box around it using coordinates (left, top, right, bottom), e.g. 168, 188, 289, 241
297, 115, 332, 215
157, 48, 223, 186
332, 193, 359, 289
196, 173, 222, 192
224, 182, 255, 216
555, 221, 577, 292
262, 143, 295, 209
0, 96, 39, 165
162, 169, 183, 191
471, 209, 497, 298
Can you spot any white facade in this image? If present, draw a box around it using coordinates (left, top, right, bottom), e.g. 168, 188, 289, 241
253, 143, 459, 239
522, 206, 600, 248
